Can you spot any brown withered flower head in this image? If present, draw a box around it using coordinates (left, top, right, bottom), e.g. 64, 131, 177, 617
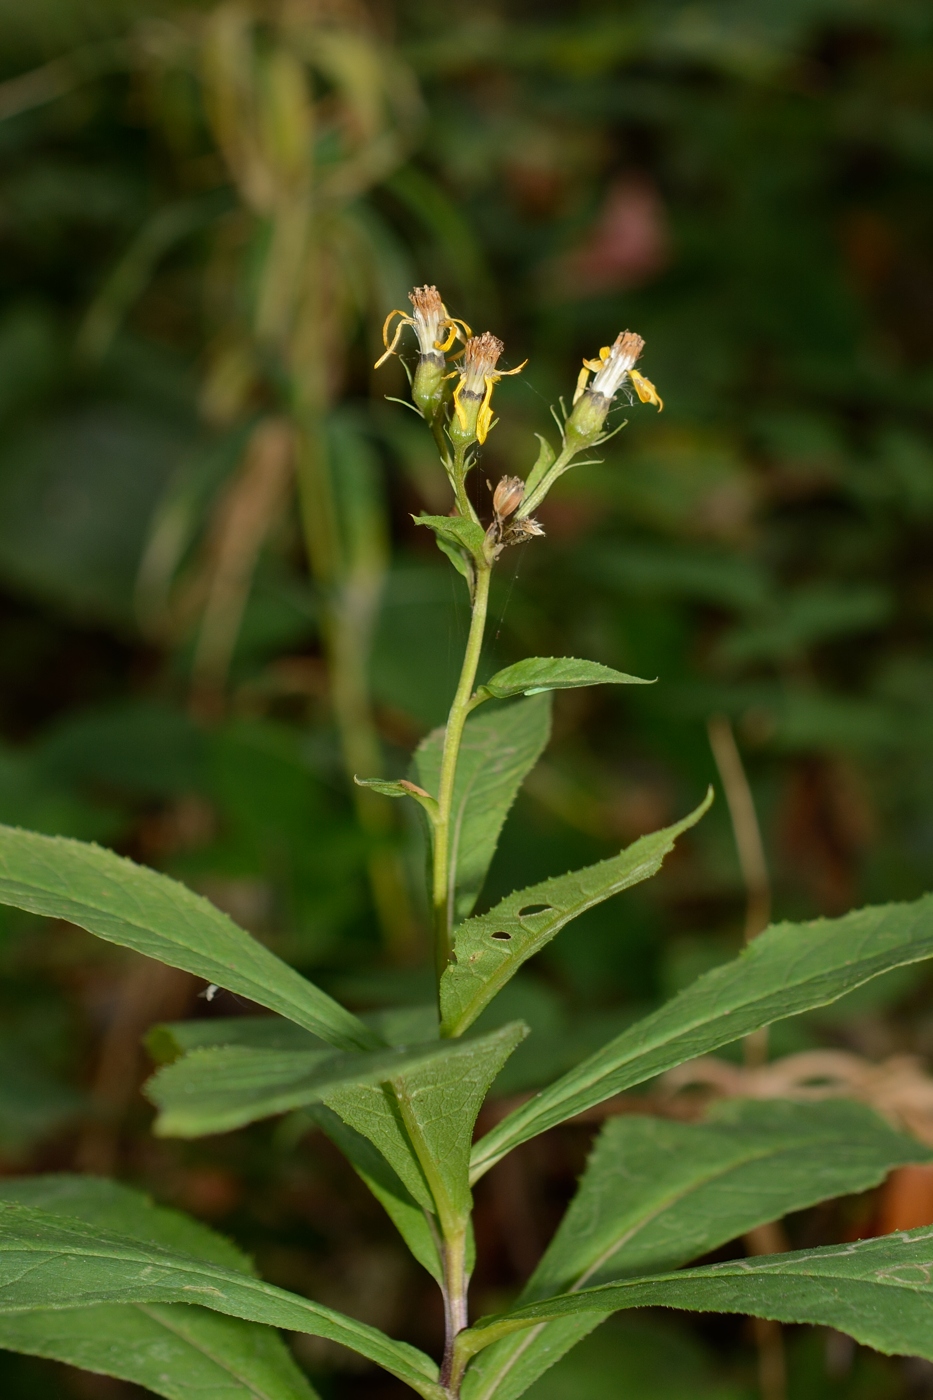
564, 329, 662, 449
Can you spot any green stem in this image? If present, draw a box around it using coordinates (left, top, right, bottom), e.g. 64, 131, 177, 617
432, 562, 491, 995
451, 442, 479, 522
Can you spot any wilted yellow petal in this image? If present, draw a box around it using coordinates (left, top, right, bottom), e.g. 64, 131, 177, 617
629, 369, 663, 411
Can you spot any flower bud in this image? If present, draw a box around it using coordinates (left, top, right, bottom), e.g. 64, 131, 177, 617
492, 475, 524, 522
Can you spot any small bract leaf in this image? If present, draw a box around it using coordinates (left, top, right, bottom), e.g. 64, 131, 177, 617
354, 775, 438, 818
471, 890, 933, 1180
414, 513, 486, 564
441, 791, 712, 1038
415, 694, 551, 924
474, 656, 653, 704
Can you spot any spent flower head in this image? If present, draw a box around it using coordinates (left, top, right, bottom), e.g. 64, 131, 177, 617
375, 285, 471, 422
564, 329, 662, 451
449, 332, 527, 447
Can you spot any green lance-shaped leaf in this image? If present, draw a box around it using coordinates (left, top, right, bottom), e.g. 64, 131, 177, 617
0, 1201, 444, 1400
463, 1099, 931, 1400
455, 1229, 933, 1377
441, 791, 712, 1038
0, 824, 378, 1053
414, 513, 487, 567
146, 1015, 326, 1065
325, 1022, 527, 1227
472, 657, 653, 705
471, 891, 933, 1180
415, 693, 551, 926
0, 1176, 319, 1400
307, 1105, 443, 1283
146, 1032, 513, 1138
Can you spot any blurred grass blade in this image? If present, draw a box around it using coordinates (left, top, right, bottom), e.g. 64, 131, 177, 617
416, 694, 552, 926
463, 1099, 930, 1400
471, 892, 933, 1179
0, 1175, 319, 1400
0, 824, 380, 1052
0, 1201, 444, 1399
441, 791, 712, 1037
474, 656, 653, 704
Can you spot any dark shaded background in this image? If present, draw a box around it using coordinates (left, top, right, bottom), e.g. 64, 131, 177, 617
1, 1, 933, 1396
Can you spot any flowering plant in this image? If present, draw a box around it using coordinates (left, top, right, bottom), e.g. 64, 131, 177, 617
0, 288, 931, 1400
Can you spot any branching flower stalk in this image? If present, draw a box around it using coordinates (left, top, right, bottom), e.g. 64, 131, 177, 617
374, 288, 663, 1389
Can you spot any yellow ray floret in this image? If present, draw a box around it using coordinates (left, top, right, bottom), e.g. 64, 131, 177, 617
629, 369, 664, 411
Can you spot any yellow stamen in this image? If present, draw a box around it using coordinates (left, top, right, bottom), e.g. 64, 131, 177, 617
629, 369, 663, 411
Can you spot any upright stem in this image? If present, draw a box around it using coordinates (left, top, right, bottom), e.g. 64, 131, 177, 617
432, 562, 491, 992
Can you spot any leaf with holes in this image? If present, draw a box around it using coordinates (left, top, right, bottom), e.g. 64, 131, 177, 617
470, 891, 933, 1179
415, 694, 551, 925
440, 791, 712, 1037
462, 1099, 930, 1400
0, 1176, 318, 1400
0, 824, 377, 1052
0, 1200, 443, 1399
473, 657, 653, 705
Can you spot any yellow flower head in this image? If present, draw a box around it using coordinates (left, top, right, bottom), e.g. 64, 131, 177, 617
375, 285, 470, 368
452, 332, 527, 445
572, 329, 663, 412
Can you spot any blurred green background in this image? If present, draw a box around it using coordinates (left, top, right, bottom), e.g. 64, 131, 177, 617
2, 0, 933, 1396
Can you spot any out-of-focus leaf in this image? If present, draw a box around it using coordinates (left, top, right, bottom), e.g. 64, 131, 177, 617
440, 792, 712, 1037
146, 1015, 325, 1066
415, 694, 551, 925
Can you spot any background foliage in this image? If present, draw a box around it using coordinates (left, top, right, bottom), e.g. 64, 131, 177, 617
1, 0, 933, 1395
